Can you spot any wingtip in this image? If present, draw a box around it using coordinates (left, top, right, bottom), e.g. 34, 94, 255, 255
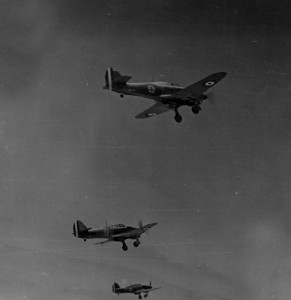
135, 114, 147, 119
212, 71, 227, 76
212, 72, 227, 81
219, 72, 227, 78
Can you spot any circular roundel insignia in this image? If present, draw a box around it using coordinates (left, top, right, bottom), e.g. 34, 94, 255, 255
204, 81, 216, 87
148, 85, 156, 94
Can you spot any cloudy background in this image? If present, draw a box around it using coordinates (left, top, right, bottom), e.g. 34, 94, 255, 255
0, 0, 291, 299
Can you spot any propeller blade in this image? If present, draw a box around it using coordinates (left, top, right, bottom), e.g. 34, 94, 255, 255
138, 220, 143, 230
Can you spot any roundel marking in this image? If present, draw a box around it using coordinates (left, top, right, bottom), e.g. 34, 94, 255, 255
148, 85, 156, 94
204, 81, 216, 87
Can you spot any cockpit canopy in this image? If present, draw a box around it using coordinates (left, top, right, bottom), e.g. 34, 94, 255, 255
114, 224, 126, 227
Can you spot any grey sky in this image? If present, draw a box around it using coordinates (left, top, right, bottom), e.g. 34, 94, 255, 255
0, 0, 290, 299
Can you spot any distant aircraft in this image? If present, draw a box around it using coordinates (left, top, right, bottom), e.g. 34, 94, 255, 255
73, 220, 157, 251
112, 282, 161, 299
103, 67, 227, 122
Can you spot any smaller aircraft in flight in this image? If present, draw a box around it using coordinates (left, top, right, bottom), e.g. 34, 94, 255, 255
72, 220, 157, 251
103, 67, 227, 122
112, 282, 161, 299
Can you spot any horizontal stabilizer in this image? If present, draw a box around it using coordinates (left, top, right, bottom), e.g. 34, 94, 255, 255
112, 70, 132, 84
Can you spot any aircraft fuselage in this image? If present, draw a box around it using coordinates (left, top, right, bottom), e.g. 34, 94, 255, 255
115, 284, 152, 294
76, 226, 135, 240
112, 82, 184, 101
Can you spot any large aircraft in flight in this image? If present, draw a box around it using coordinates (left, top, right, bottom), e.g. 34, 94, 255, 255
112, 282, 161, 299
73, 220, 157, 251
103, 67, 227, 122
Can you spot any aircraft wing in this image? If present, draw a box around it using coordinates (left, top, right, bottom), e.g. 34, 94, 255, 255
170, 72, 227, 100
111, 230, 138, 240
95, 239, 112, 245
137, 288, 161, 294
135, 102, 171, 119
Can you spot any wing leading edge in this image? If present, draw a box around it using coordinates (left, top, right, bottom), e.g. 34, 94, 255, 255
135, 102, 171, 119
95, 239, 112, 245
170, 72, 227, 100
95, 230, 138, 245
138, 288, 161, 293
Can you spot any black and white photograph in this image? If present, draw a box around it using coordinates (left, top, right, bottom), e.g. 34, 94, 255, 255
0, 1, 291, 299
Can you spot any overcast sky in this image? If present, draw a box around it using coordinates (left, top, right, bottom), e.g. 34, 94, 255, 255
0, 0, 291, 299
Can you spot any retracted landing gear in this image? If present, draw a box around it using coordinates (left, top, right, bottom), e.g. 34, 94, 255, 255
133, 239, 140, 247
174, 108, 182, 123
122, 242, 128, 251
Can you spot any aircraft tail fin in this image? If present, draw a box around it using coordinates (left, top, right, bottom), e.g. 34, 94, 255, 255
73, 220, 89, 237
104, 67, 132, 90
112, 282, 120, 293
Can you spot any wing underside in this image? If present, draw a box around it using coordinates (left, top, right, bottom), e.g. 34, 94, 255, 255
95, 231, 137, 244
95, 239, 112, 245
137, 288, 161, 294
135, 102, 172, 119
169, 72, 227, 100
111, 230, 138, 239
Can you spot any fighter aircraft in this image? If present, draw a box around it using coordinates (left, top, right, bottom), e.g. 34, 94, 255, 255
103, 67, 227, 122
72, 220, 157, 251
112, 282, 161, 299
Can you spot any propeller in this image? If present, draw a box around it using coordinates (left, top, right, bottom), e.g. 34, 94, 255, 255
138, 220, 143, 230
104, 220, 110, 237
206, 91, 215, 105
138, 220, 150, 235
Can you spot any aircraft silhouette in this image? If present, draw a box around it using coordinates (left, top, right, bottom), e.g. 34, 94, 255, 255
112, 282, 161, 299
103, 67, 227, 122
73, 220, 157, 251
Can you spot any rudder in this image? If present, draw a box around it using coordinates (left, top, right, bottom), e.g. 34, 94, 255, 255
104, 67, 113, 90
112, 282, 120, 293
73, 220, 88, 237
104, 67, 131, 90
